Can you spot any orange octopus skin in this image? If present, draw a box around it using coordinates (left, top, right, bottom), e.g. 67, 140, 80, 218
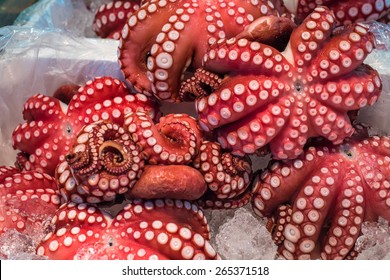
37, 199, 219, 260
252, 134, 390, 260
196, 7, 382, 160
118, 0, 281, 102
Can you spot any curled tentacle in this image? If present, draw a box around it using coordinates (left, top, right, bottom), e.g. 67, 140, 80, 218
193, 141, 252, 200
196, 187, 252, 210
124, 110, 203, 165
56, 121, 144, 204
179, 69, 223, 102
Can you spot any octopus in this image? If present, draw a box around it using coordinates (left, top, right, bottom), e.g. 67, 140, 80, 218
36, 199, 219, 260
0, 166, 62, 234
185, 7, 382, 159
93, 0, 141, 39
251, 132, 390, 259
12, 76, 158, 176
282, 0, 390, 26
118, 0, 282, 102
56, 110, 252, 208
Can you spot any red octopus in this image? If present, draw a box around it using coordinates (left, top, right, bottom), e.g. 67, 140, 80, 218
118, 0, 282, 102
252, 131, 390, 259
0, 166, 62, 234
56, 110, 252, 208
36, 199, 219, 260
186, 7, 381, 159
12, 76, 157, 176
282, 0, 390, 26
93, 0, 141, 39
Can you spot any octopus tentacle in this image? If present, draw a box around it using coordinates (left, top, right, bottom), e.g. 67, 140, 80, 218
56, 121, 144, 204
267, 204, 293, 246
93, 0, 140, 39
193, 141, 252, 199
216, 97, 292, 156
314, 64, 382, 112
252, 149, 321, 217
196, 188, 252, 209
321, 168, 365, 260
37, 199, 218, 260
203, 38, 290, 76
180, 69, 223, 101
268, 103, 311, 159
68, 77, 158, 123
124, 110, 202, 165
309, 102, 354, 145
284, 7, 335, 68
287, 0, 390, 26
196, 76, 285, 131
311, 23, 376, 81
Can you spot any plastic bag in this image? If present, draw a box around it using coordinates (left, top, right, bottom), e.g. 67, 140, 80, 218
14, 0, 101, 37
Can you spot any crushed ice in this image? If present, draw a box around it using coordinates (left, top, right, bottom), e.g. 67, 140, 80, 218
206, 206, 277, 260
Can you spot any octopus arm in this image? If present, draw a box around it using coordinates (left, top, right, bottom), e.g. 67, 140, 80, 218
311, 23, 375, 81
277, 166, 341, 259
216, 97, 292, 155
0, 166, 19, 181
203, 37, 289, 77
196, 75, 283, 131
193, 141, 252, 199
21, 94, 65, 122
147, 18, 203, 101
12, 122, 56, 156
124, 110, 202, 165
118, 2, 179, 93
217, 0, 280, 36
124, 199, 211, 241
320, 168, 365, 260
268, 104, 312, 159
286, 7, 335, 67
123, 211, 216, 259
358, 139, 390, 220
197, 188, 252, 209
252, 149, 318, 216
308, 101, 353, 145
329, 0, 390, 24
313, 64, 382, 112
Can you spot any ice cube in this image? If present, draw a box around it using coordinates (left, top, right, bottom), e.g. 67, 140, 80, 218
0, 229, 47, 260
209, 206, 277, 260
356, 218, 390, 260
